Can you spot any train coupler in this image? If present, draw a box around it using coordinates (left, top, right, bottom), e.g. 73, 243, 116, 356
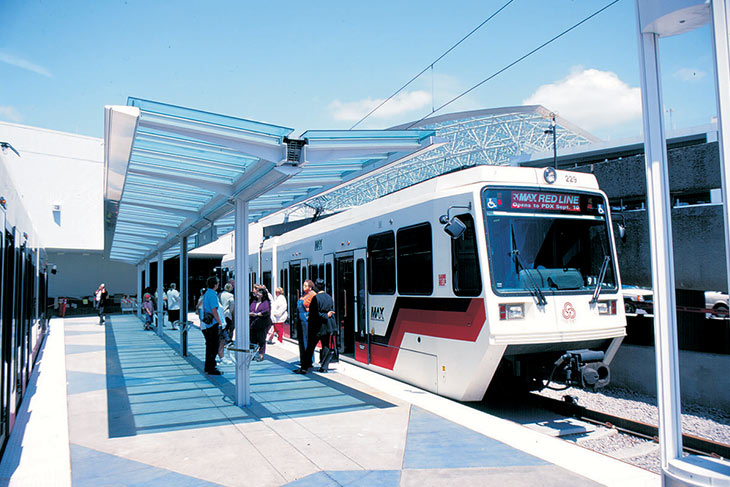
562, 349, 611, 390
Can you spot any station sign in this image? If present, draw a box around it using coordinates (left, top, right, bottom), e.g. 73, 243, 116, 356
510, 191, 580, 212
483, 188, 605, 217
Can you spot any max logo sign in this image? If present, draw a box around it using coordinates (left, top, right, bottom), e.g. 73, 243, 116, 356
370, 306, 385, 321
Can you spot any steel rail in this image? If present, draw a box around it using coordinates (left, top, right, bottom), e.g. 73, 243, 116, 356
527, 394, 730, 460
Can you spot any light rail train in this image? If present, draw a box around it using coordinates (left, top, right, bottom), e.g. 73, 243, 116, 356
0, 146, 50, 455
225, 165, 626, 401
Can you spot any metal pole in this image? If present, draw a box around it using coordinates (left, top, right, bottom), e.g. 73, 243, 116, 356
180, 236, 188, 356
635, 7, 683, 468
157, 251, 164, 336
136, 264, 142, 319
551, 113, 557, 169
234, 198, 250, 407
713, 0, 730, 302
271, 238, 278, 293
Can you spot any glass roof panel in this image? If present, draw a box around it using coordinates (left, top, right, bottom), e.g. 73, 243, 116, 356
129, 97, 294, 138
106, 100, 438, 264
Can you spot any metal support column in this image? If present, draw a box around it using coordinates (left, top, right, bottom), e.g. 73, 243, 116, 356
636, 16, 683, 468
157, 251, 164, 336
136, 264, 142, 318
635, 3, 730, 483
714, 0, 730, 306
234, 198, 250, 407
271, 238, 278, 292
179, 236, 189, 356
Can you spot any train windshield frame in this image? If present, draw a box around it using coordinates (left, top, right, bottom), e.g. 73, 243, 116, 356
482, 186, 618, 297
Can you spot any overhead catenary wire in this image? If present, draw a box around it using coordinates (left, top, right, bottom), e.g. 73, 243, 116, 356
404, 0, 622, 129
349, 0, 517, 130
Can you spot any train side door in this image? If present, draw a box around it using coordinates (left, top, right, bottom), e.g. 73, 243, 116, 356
0, 210, 5, 447
324, 254, 334, 296
3, 228, 16, 431
287, 259, 307, 340
334, 253, 354, 356
353, 249, 369, 364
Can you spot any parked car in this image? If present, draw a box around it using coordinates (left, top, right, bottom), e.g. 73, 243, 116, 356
705, 291, 728, 318
622, 285, 654, 315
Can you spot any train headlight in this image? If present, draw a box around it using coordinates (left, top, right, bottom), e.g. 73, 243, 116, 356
597, 300, 617, 315
499, 303, 525, 320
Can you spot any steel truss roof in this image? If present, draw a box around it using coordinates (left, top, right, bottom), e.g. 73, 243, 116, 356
298, 105, 599, 213
104, 98, 437, 264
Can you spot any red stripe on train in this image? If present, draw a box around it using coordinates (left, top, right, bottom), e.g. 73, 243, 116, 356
368, 298, 485, 370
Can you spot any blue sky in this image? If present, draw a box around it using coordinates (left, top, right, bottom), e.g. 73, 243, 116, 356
0, 0, 717, 141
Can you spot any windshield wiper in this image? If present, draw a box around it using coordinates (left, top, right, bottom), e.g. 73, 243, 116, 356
510, 225, 547, 306
590, 255, 611, 304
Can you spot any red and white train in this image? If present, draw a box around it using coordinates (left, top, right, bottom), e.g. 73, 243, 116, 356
224, 165, 626, 401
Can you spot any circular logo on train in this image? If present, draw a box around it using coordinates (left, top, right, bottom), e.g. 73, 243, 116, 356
543, 166, 557, 184
562, 302, 576, 320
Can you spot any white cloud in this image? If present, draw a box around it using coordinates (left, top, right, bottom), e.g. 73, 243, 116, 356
329, 90, 431, 123
0, 50, 52, 77
673, 67, 706, 82
522, 68, 641, 131
0, 106, 22, 122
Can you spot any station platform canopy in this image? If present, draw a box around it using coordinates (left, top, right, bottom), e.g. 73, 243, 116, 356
104, 98, 439, 264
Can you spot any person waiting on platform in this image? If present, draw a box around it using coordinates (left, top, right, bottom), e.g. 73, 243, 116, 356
196, 287, 206, 323
293, 280, 316, 374
201, 277, 224, 375
167, 283, 180, 330
268, 287, 287, 344
95, 283, 109, 325
249, 285, 271, 362
142, 293, 154, 330
301, 278, 337, 373
219, 282, 235, 344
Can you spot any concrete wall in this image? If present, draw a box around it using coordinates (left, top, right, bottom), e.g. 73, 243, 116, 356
0, 122, 104, 250
610, 344, 730, 410
577, 141, 728, 291
47, 250, 136, 299
0, 150, 44, 252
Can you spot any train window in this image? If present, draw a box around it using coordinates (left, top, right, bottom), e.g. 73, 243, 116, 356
452, 214, 482, 296
367, 231, 395, 294
397, 223, 433, 295
318, 264, 324, 283
262, 272, 271, 292
309, 265, 316, 281
280, 269, 283, 291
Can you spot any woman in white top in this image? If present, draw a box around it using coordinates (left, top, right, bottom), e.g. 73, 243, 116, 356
219, 283, 235, 343
268, 287, 288, 344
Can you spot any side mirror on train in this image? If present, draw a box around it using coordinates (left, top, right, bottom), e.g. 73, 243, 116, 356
442, 216, 466, 239
439, 202, 471, 239
50, 264, 57, 275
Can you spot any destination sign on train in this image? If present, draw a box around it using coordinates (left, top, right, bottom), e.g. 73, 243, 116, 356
510, 191, 580, 211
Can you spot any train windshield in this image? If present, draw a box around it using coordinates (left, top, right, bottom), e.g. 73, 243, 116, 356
482, 187, 617, 295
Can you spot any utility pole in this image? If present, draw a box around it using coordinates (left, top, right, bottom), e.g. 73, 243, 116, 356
544, 112, 558, 169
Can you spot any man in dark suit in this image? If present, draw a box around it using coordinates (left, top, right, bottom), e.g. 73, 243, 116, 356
300, 278, 337, 373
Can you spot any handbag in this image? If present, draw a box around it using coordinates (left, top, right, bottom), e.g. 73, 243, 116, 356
202, 311, 214, 325
329, 334, 339, 363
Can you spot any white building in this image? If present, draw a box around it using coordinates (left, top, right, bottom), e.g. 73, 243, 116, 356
0, 121, 136, 299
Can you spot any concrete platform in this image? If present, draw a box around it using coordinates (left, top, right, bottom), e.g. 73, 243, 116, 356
0, 314, 660, 486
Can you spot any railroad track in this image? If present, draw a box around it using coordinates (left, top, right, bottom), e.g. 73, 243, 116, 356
527, 393, 730, 460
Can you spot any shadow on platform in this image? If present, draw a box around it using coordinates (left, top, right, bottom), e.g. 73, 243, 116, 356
103, 315, 394, 438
